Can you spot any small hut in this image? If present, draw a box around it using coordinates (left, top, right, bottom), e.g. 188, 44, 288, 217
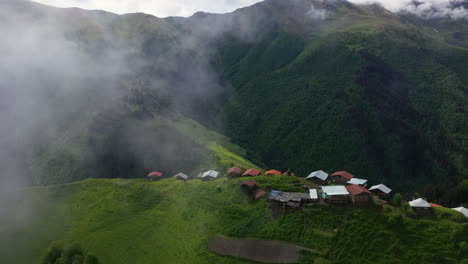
174, 172, 189, 181
265, 169, 282, 176
201, 170, 219, 181
240, 181, 265, 200
240, 180, 258, 192
369, 184, 392, 198
330, 171, 354, 184
409, 198, 432, 214
306, 170, 329, 185
452, 207, 468, 219
321, 186, 350, 205
147, 171, 163, 181
227, 167, 242, 178
346, 185, 372, 205
347, 178, 368, 187
282, 169, 296, 176
243, 168, 261, 177
253, 189, 266, 200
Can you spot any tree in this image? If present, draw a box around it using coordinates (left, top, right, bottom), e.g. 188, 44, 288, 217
40, 241, 64, 264
391, 193, 402, 207
84, 254, 99, 264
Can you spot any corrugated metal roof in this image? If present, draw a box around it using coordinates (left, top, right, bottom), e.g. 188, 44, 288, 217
268, 190, 310, 202
253, 189, 266, 200
228, 167, 241, 174
452, 207, 468, 218
174, 172, 188, 179
309, 189, 318, 200
148, 171, 163, 177
347, 178, 368, 185
241, 180, 257, 188
265, 169, 282, 175
429, 203, 443, 208
306, 170, 329, 181
331, 171, 354, 180
346, 185, 371, 195
321, 186, 349, 196
369, 184, 392, 194
243, 168, 261, 176
409, 198, 431, 208
202, 170, 219, 178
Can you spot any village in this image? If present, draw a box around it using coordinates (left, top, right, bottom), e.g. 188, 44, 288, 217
146, 168, 468, 219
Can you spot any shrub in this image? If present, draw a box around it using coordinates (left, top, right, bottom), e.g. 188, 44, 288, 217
63, 243, 83, 264
84, 254, 99, 264
391, 193, 402, 207
41, 241, 64, 264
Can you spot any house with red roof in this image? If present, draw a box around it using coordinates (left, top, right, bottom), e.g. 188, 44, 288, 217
265, 169, 282, 176
240, 180, 265, 200
253, 189, 266, 200
331, 171, 354, 184
147, 171, 163, 181
346, 185, 372, 205
243, 168, 261, 177
240, 180, 258, 191
282, 169, 296, 176
227, 167, 242, 178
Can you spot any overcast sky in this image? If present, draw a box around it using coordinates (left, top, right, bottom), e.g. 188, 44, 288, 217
31, 0, 468, 19
32, 0, 264, 17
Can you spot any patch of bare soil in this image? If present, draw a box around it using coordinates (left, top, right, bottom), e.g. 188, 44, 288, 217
208, 236, 320, 263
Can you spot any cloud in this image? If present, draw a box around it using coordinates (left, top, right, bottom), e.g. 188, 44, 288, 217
32, 0, 263, 17
307, 4, 328, 20
349, 0, 467, 19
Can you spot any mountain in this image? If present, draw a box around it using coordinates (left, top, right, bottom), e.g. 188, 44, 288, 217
0, 0, 467, 195
0, 1, 468, 263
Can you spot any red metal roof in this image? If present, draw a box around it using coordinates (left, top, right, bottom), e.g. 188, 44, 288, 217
243, 168, 261, 176
346, 185, 371, 195
253, 189, 266, 200
331, 171, 354, 180
265, 170, 282, 175
241, 180, 257, 188
228, 167, 242, 174
147, 171, 163, 177
430, 203, 444, 208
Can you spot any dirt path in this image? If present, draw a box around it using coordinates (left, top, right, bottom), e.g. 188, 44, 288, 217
208, 236, 320, 263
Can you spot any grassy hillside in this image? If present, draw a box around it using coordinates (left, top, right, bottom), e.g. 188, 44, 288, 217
1, 177, 467, 264
29, 103, 260, 185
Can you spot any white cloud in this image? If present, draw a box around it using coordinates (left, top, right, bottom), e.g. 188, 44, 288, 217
349, 0, 467, 19
32, 0, 264, 17
31, 0, 468, 19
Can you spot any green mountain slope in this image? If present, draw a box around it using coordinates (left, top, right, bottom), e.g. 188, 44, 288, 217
1, 177, 467, 264
207, 0, 468, 194
1, 0, 467, 195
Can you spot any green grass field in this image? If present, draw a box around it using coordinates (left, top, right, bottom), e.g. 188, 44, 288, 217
1, 176, 466, 264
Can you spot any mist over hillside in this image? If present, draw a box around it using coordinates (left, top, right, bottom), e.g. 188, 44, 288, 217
0, 0, 467, 199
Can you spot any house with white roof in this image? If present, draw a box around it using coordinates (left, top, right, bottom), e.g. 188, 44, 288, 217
409, 198, 432, 214
369, 184, 392, 198
452, 207, 468, 219
201, 170, 219, 181
347, 178, 368, 187
306, 170, 329, 185
321, 186, 349, 204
